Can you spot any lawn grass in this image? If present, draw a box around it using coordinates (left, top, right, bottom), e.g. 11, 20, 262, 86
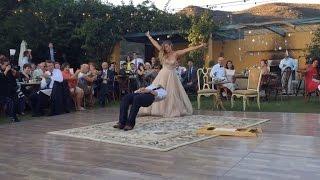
190, 95, 320, 113
0, 95, 318, 125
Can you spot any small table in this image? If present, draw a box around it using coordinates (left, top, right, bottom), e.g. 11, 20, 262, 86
18, 82, 41, 95
18, 82, 41, 86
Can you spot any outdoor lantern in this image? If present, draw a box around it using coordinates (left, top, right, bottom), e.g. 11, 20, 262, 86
9, 49, 16, 56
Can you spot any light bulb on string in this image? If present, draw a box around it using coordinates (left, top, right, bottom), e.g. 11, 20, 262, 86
279, 46, 282, 50
288, 33, 291, 37
157, 38, 160, 41
252, 39, 255, 42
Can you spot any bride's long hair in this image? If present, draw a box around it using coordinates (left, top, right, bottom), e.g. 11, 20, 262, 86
158, 40, 173, 63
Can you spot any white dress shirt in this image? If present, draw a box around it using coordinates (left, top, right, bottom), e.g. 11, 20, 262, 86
225, 69, 235, 82
135, 84, 167, 102
279, 57, 297, 72
210, 64, 226, 81
40, 69, 63, 96
131, 58, 144, 68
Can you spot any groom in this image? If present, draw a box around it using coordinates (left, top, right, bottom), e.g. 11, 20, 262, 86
114, 84, 167, 131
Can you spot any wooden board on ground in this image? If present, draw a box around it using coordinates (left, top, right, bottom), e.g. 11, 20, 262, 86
197, 126, 262, 137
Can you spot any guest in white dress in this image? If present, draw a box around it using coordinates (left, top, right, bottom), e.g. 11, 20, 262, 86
223, 60, 237, 92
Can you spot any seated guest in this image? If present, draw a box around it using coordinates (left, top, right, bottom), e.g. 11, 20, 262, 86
183, 60, 197, 93
113, 84, 167, 131
223, 60, 237, 92
279, 52, 297, 94
130, 63, 136, 74
145, 63, 161, 84
119, 62, 127, 76
3, 56, 25, 116
61, 63, 84, 111
54, 62, 61, 70
32, 62, 46, 80
259, 59, 271, 97
0, 57, 19, 122
109, 62, 117, 74
20, 63, 32, 82
131, 52, 144, 69
260, 59, 270, 75
305, 59, 320, 94
125, 55, 132, 72
77, 64, 95, 107
210, 56, 227, 82
144, 62, 153, 75
136, 64, 146, 88
88, 62, 99, 94
150, 57, 158, 69
18, 64, 33, 114
29, 61, 63, 116
98, 62, 115, 106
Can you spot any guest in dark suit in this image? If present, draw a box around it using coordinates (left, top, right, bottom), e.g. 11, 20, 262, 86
44, 42, 56, 62
0, 57, 19, 122
119, 62, 127, 76
98, 62, 116, 107
113, 84, 167, 131
183, 60, 197, 93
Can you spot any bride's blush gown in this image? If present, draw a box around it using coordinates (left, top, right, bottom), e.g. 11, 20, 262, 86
139, 58, 193, 117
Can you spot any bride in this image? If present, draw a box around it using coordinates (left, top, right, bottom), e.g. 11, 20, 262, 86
139, 31, 207, 117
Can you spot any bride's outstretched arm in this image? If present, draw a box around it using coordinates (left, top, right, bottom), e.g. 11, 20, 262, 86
176, 43, 207, 57
145, 31, 162, 51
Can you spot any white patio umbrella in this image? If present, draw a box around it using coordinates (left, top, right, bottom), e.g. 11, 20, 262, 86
18, 40, 27, 69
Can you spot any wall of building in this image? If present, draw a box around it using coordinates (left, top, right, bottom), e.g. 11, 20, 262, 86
207, 25, 318, 73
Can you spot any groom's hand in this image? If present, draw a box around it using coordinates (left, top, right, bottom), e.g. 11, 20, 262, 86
150, 90, 158, 96
135, 88, 143, 93
140, 89, 151, 94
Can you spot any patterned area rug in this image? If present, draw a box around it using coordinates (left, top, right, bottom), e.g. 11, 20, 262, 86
48, 115, 269, 151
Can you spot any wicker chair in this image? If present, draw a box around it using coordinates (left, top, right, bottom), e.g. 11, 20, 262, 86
197, 68, 222, 110
231, 67, 262, 111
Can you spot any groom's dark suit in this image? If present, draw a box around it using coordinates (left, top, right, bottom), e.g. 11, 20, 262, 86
115, 84, 167, 130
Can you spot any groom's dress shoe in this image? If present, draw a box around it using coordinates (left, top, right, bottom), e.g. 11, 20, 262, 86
113, 123, 125, 129
123, 125, 134, 131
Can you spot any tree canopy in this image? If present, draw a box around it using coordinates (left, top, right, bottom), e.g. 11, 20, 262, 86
308, 28, 320, 61
0, 0, 216, 66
